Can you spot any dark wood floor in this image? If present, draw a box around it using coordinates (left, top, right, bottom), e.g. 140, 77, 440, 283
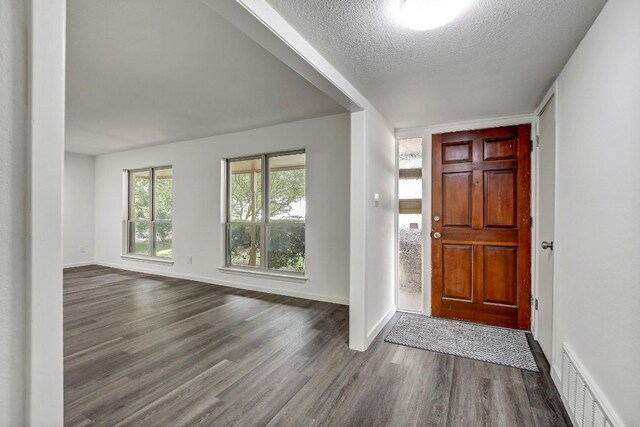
64, 265, 570, 426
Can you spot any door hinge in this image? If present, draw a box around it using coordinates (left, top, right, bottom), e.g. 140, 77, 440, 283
535, 299, 539, 311
530, 216, 533, 228
529, 139, 534, 152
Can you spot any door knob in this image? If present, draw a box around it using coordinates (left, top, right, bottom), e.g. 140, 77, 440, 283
432, 231, 442, 239
433, 215, 440, 222
541, 241, 554, 250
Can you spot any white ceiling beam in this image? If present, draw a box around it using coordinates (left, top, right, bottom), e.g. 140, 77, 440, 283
200, 0, 369, 112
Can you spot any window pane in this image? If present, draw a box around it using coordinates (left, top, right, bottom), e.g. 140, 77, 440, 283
269, 153, 305, 222
154, 168, 173, 220
130, 170, 151, 219
228, 223, 261, 267
399, 138, 422, 169
268, 224, 305, 273
154, 222, 172, 258
229, 159, 262, 222
398, 138, 423, 312
128, 221, 150, 256
398, 214, 422, 312
399, 177, 422, 199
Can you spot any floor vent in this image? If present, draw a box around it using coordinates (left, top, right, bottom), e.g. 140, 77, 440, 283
561, 345, 613, 427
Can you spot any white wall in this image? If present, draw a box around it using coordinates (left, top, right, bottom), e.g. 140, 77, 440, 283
364, 109, 396, 341
94, 113, 350, 304
64, 152, 96, 267
349, 107, 396, 350
0, 0, 27, 424
553, 0, 640, 425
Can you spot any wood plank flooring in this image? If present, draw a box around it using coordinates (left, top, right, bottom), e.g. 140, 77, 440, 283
64, 265, 571, 426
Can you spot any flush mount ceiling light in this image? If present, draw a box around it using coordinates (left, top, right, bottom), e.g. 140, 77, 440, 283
398, 0, 470, 31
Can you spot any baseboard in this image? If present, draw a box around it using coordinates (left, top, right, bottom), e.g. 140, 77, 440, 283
63, 261, 95, 269
364, 305, 396, 348
93, 261, 349, 306
551, 363, 562, 390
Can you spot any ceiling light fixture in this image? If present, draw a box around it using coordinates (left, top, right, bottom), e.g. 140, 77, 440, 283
398, 0, 470, 31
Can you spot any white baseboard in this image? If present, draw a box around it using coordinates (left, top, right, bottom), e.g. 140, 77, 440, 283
364, 305, 397, 348
63, 261, 95, 269
93, 261, 349, 306
551, 363, 562, 390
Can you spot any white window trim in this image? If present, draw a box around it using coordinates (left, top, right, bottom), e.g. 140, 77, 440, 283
121, 254, 175, 266
224, 149, 306, 275
218, 266, 307, 282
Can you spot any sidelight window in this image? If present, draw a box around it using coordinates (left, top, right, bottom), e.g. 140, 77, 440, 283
397, 138, 423, 312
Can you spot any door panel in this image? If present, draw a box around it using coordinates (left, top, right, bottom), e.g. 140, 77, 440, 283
432, 125, 532, 329
536, 97, 556, 358
443, 141, 473, 163
484, 170, 518, 227
442, 244, 473, 300
483, 246, 518, 306
442, 172, 472, 227
483, 137, 518, 160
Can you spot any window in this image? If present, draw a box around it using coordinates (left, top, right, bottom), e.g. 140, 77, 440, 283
397, 138, 423, 312
126, 166, 173, 259
226, 151, 305, 274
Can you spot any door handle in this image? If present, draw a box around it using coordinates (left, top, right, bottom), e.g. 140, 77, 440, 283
432, 231, 442, 239
541, 241, 553, 250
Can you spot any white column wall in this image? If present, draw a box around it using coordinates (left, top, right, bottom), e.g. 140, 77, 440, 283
28, 0, 66, 424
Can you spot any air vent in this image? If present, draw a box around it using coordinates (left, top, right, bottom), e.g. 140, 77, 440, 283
561, 345, 613, 427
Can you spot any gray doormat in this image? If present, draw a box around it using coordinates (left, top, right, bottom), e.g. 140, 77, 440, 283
385, 314, 539, 372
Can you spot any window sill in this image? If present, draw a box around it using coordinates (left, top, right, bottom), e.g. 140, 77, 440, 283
121, 255, 174, 266
218, 267, 307, 283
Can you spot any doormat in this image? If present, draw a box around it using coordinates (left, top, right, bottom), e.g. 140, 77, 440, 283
385, 313, 539, 372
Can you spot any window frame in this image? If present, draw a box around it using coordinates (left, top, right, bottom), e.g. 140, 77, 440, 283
124, 165, 173, 262
396, 137, 424, 314
225, 149, 306, 276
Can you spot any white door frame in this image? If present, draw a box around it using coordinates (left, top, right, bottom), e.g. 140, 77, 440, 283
396, 113, 535, 318
532, 81, 559, 361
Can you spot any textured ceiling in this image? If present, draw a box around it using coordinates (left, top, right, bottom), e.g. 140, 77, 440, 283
266, 0, 607, 128
66, 0, 345, 155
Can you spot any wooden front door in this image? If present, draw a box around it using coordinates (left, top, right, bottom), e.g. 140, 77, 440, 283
431, 125, 532, 329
